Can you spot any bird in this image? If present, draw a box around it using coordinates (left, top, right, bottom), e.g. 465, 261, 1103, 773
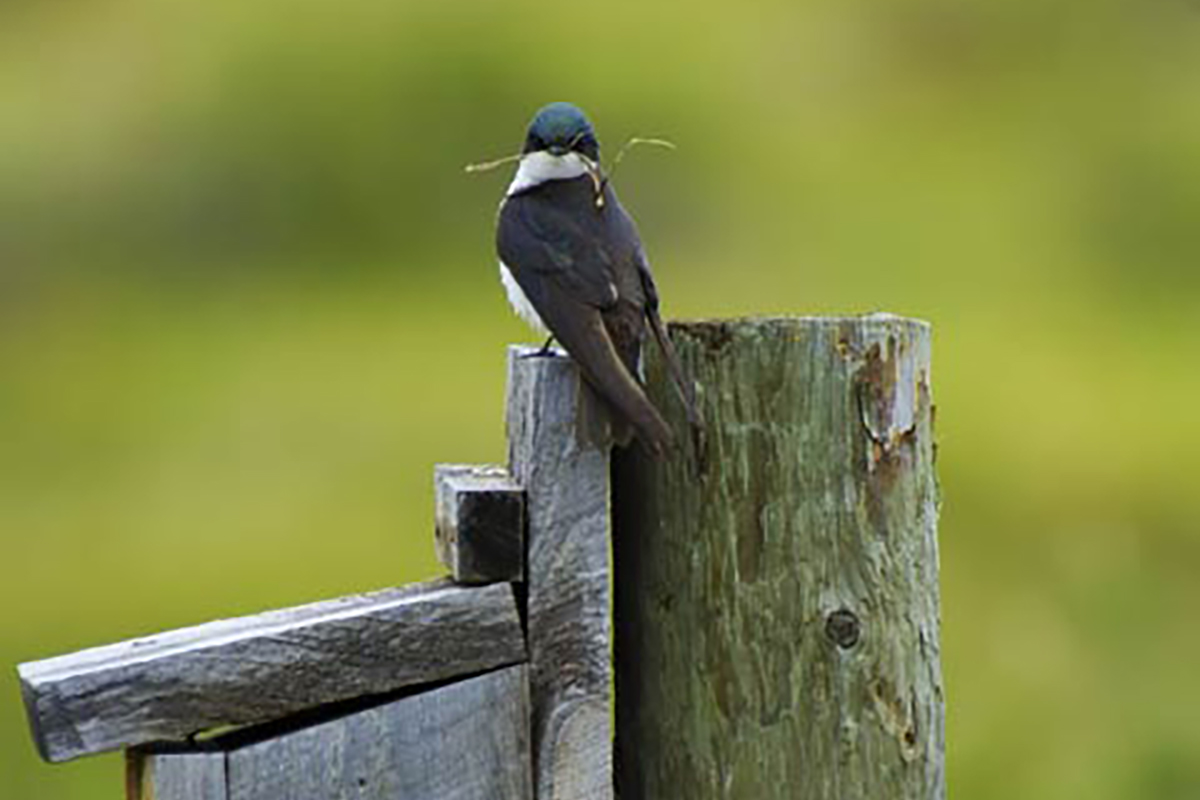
494, 101, 699, 458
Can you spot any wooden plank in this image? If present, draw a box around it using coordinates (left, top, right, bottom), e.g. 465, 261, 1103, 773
123, 665, 531, 800
19, 578, 526, 763
224, 664, 531, 800
435, 464, 525, 584
614, 315, 945, 799
127, 750, 228, 800
506, 347, 612, 800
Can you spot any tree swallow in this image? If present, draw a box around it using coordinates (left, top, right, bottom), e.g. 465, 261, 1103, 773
495, 102, 698, 458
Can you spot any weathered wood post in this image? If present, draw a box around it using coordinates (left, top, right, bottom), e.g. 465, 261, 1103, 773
614, 315, 945, 799
507, 346, 613, 800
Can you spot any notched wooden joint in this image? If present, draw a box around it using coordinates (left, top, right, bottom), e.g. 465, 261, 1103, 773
824, 608, 861, 649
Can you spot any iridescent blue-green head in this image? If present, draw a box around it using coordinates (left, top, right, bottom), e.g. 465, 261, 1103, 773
522, 102, 600, 162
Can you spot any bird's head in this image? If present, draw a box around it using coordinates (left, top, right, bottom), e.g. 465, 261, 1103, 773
523, 102, 600, 163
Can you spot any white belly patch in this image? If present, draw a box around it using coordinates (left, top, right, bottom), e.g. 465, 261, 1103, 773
499, 261, 549, 335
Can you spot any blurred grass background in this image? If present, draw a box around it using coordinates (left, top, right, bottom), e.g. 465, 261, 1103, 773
2, 0, 1199, 797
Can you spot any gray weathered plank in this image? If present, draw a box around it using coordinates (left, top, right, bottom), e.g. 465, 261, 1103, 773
127, 750, 228, 800
126, 665, 532, 800
435, 464, 525, 584
224, 665, 532, 800
19, 578, 526, 763
614, 315, 945, 799
506, 347, 612, 800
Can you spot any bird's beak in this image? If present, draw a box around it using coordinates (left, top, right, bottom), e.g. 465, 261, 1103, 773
547, 144, 568, 157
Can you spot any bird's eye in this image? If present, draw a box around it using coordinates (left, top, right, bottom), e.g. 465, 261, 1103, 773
573, 135, 598, 159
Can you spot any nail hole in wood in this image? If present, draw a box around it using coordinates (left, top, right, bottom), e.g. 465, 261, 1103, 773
825, 608, 861, 649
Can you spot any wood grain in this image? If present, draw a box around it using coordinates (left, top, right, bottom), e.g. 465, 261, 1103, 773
614, 315, 945, 799
435, 464, 525, 584
229, 664, 531, 800
506, 347, 612, 800
20, 579, 526, 762
127, 751, 227, 800
127, 665, 532, 800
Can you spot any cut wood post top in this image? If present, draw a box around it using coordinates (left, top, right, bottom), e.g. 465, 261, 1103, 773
435, 464, 525, 584
19, 578, 526, 764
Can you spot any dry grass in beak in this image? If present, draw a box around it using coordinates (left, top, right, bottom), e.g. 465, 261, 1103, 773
464, 152, 524, 173
595, 136, 676, 208
582, 158, 606, 208
465, 135, 675, 211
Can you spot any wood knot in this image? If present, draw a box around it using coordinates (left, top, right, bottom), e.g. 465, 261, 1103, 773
824, 608, 861, 649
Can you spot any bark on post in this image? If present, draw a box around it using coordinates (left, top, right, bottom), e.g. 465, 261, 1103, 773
614, 315, 944, 800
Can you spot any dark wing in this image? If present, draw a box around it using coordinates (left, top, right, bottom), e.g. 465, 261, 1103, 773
497, 180, 673, 456
600, 184, 702, 436
497, 183, 620, 312
633, 238, 704, 445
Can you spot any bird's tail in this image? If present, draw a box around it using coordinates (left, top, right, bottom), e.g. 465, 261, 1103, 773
576, 382, 635, 453
560, 314, 675, 458
645, 306, 704, 451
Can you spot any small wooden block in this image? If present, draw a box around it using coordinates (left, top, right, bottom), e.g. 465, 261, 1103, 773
20, 579, 525, 763
435, 464, 525, 584
128, 664, 532, 800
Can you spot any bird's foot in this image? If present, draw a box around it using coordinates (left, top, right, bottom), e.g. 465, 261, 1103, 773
519, 336, 558, 359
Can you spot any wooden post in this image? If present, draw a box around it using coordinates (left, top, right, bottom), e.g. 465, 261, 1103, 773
614, 315, 945, 799
507, 347, 612, 800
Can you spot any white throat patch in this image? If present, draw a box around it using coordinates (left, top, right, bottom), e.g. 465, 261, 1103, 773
506, 151, 592, 196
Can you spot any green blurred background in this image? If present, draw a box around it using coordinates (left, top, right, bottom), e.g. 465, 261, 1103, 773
3, 0, 1199, 797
